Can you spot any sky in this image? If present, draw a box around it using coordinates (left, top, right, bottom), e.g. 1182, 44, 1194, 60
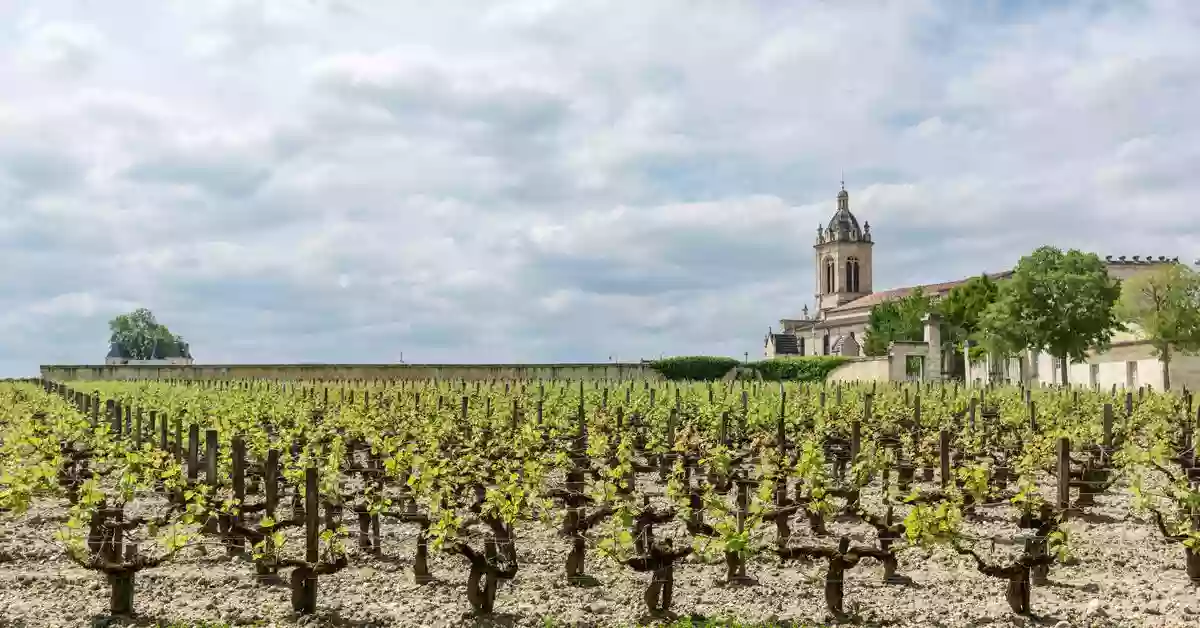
2, 0, 1199, 376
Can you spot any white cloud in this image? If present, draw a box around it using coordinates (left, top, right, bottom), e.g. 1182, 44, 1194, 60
14, 19, 106, 78
1, 0, 1199, 375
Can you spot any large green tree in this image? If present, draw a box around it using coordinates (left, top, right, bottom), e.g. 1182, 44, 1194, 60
108, 308, 186, 360
939, 274, 1001, 375
940, 274, 1000, 343
862, 289, 933, 356
1115, 263, 1200, 390
981, 246, 1121, 385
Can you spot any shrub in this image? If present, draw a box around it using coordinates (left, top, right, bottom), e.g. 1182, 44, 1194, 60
749, 356, 849, 382
649, 356, 742, 381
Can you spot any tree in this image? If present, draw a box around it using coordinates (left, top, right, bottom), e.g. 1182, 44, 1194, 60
981, 247, 1121, 385
940, 274, 1000, 344
1115, 264, 1200, 390
940, 274, 1001, 378
108, 308, 186, 360
862, 289, 932, 356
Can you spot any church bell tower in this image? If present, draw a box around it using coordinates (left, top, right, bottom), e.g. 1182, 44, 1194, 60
814, 184, 873, 312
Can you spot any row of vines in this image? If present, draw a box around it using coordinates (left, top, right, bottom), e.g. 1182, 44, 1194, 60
1, 377, 1198, 623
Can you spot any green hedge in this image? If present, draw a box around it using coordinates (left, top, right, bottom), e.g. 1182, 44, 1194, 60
649, 356, 742, 381
649, 355, 850, 382
749, 356, 849, 382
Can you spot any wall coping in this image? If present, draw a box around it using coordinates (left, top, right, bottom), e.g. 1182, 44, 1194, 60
42, 362, 650, 369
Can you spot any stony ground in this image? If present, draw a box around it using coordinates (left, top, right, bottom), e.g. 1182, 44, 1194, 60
1, 476, 1198, 628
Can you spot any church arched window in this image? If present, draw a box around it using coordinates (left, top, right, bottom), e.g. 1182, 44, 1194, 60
846, 256, 860, 293
823, 257, 835, 294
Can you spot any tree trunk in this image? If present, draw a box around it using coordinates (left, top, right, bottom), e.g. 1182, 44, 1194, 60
466, 562, 486, 614
1059, 355, 1069, 386
357, 511, 372, 551
898, 463, 914, 492
1025, 537, 1049, 585
659, 566, 674, 612
566, 537, 586, 583
414, 524, 433, 584
723, 551, 753, 585
1006, 571, 1031, 615
108, 572, 135, 616
290, 566, 317, 615
825, 563, 847, 621
643, 574, 662, 614
807, 510, 829, 536
1162, 346, 1172, 390
1185, 547, 1200, 586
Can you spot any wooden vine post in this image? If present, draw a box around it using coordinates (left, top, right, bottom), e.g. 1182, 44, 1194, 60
291, 467, 320, 614
204, 430, 219, 535
940, 430, 952, 488
1056, 437, 1070, 517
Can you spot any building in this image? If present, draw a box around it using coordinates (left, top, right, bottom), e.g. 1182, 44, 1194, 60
764, 185, 1188, 389
765, 184, 1015, 360
105, 338, 193, 366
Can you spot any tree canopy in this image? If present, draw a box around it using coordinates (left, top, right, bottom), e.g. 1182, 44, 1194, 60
862, 289, 932, 356
1115, 263, 1200, 389
980, 246, 1121, 385
941, 274, 1000, 342
108, 308, 187, 361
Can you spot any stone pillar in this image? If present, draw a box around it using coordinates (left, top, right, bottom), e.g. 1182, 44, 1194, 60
887, 342, 905, 381
963, 340, 972, 386
922, 313, 943, 381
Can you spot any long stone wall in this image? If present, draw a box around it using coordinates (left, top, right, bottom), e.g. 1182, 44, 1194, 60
826, 356, 891, 383
40, 362, 661, 382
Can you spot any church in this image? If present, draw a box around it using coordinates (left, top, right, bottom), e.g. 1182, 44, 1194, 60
764, 186, 1180, 372
763, 185, 1009, 360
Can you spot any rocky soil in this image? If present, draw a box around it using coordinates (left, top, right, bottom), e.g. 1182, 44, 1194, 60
1, 476, 1198, 628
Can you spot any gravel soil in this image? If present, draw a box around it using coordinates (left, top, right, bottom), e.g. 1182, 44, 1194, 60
1, 475, 1198, 628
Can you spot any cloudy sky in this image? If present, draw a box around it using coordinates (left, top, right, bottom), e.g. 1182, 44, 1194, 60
2, 0, 1198, 376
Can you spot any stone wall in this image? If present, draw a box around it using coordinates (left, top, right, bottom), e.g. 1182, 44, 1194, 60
971, 340, 1200, 391
40, 362, 661, 382
1028, 342, 1200, 391
826, 356, 891, 383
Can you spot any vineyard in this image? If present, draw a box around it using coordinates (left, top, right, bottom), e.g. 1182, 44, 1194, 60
1, 378, 1199, 627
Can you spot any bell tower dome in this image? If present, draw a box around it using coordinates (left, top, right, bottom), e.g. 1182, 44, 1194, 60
814, 182, 874, 312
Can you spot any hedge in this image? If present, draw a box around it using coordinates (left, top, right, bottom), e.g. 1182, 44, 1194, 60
648, 355, 849, 382
749, 356, 849, 382
649, 356, 742, 381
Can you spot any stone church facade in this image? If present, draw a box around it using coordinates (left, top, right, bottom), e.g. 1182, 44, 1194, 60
764, 186, 1184, 388
763, 185, 1009, 360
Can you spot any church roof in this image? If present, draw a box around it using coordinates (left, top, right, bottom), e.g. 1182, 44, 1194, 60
827, 189, 861, 237
828, 271, 1015, 313
816, 253, 1175, 317
818, 186, 869, 243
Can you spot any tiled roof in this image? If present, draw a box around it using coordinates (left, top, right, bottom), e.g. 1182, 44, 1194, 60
828, 271, 1014, 313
